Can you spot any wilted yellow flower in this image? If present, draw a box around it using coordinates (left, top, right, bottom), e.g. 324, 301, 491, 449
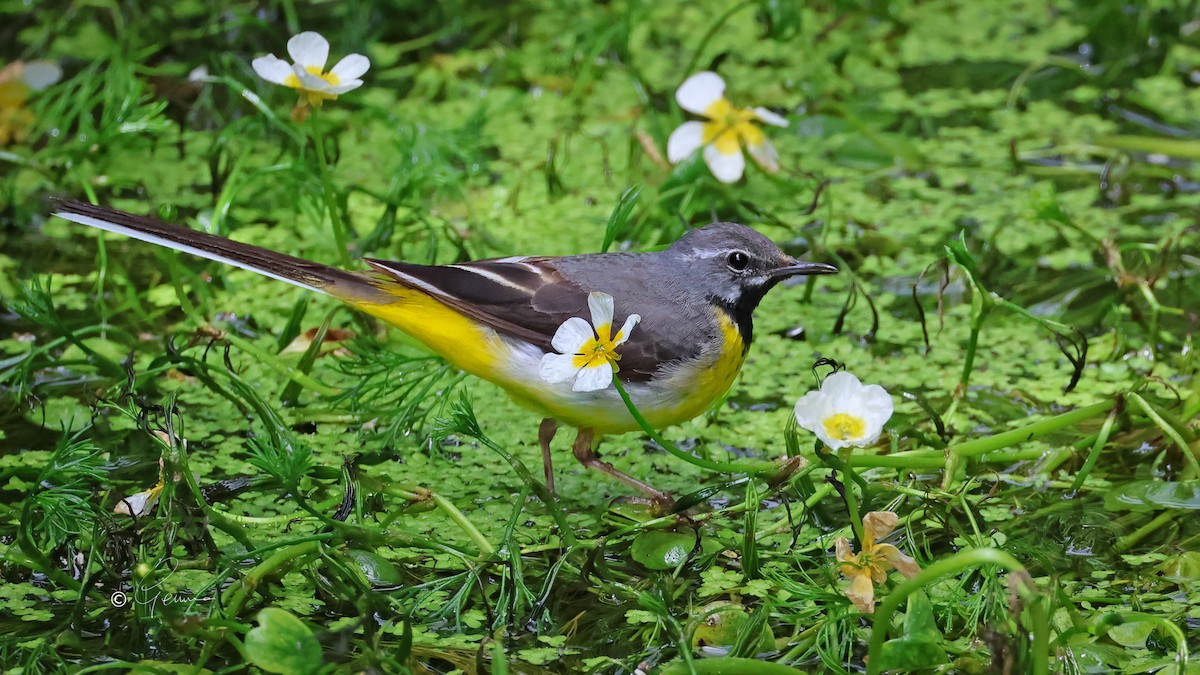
0, 60, 62, 146
666, 71, 788, 183
835, 511, 920, 613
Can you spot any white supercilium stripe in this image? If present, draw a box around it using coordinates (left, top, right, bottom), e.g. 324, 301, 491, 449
55, 210, 325, 294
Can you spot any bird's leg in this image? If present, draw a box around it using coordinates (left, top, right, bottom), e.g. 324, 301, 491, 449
538, 418, 558, 494
571, 428, 674, 509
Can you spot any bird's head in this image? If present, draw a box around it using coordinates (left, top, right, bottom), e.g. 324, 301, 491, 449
669, 222, 837, 312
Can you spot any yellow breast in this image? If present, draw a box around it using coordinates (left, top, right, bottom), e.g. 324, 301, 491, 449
639, 309, 745, 429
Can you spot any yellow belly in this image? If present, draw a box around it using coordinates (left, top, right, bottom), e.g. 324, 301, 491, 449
351, 290, 508, 380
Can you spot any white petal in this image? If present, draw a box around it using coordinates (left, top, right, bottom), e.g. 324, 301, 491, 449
667, 121, 706, 163
752, 106, 789, 127
114, 487, 160, 517
612, 314, 641, 347
858, 384, 895, 430
587, 292, 615, 330
292, 64, 336, 92
551, 317, 594, 354
329, 53, 370, 81
746, 139, 781, 173
847, 425, 883, 448
821, 371, 867, 404
703, 143, 745, 183
793, 390, 827, 432
287, 31, 330, 69
252, 55, 293, 85
676, 71, 725, 116
572, 363, 614, 392
21, 62, 61, 90
324, 80, 364, 95
539, 353, 581, 384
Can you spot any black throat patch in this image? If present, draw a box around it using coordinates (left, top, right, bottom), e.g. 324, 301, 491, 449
711, 293, 760, 351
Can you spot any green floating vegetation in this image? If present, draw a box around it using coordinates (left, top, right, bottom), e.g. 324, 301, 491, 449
1, 0, 1198, 673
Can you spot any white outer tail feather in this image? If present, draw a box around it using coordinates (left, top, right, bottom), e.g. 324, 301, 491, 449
55, 209, 326, 294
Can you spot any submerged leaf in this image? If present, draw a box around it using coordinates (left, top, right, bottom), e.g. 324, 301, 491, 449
879, 591, 948, 670
1103, 481, 1200, 512
631, 530, 695, 570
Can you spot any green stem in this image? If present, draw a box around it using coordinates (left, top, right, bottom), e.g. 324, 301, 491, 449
1094, 134, 1200, 159
948, 400, 1116, 458
846, 452, 946, 469
1070, 410, 1118, 491
222, 541, 322, 615
1114, 509, 1176, 553
803, 482, 835, 509
978, 448, 1058, 463
612, 376, 775, 475
866, 548, 1038, 675
468, 433, 576, 548
430, 492, 496, 557
838, 449, 865, 545
309, 111, 352, 265
1127, 393, 1200, 478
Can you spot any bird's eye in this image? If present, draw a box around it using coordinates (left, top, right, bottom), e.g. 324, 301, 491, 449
727, 251, 750, 271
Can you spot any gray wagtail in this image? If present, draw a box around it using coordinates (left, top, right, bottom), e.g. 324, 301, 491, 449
53, 201, 837, 501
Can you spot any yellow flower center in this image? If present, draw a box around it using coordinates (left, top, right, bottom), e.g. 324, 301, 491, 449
571, 322, 625, 370
283, 65, 342, 107
701, 98, 766, 156
822, 413, 866, 441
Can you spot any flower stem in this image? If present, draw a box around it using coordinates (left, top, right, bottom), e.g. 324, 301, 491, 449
838, 448, 865, 545
309, 111, 352, 266
611, 375, 777, 475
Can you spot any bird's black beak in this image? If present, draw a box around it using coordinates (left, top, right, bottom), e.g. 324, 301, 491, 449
769, 259, 838, 278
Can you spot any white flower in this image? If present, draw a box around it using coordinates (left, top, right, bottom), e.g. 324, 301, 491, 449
539, 292, 641, 392
793, 372, 893, 450
251, 31, 369, 108
666, 71, 788, 183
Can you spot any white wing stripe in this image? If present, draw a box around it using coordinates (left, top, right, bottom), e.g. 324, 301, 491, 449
447, 264, 535, 291
371, 265, 445, 297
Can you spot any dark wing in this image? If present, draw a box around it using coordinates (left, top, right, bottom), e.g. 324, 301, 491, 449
364, 256, 680, 381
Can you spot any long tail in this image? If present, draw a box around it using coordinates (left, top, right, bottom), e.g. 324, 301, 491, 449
53, 200, 381, 302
